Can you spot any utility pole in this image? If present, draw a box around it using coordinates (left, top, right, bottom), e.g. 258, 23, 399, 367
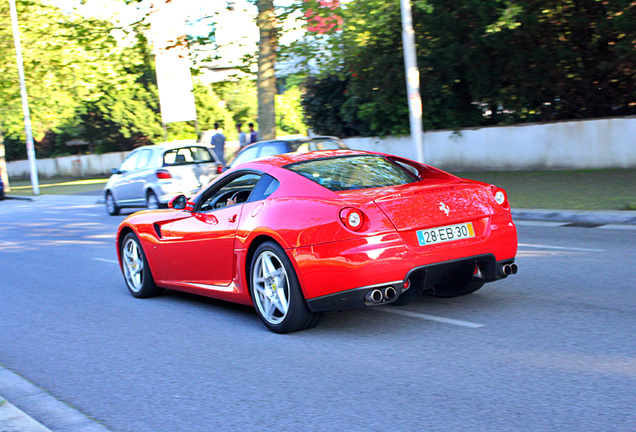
9, 0, 39, 194
400, 0, 425, 163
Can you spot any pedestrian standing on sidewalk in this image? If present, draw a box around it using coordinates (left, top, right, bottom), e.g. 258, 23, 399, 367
237, 123, 248, 150
211, 122, 226, 166
248, 123, 259, 144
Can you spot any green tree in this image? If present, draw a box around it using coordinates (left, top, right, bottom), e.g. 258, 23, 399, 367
0, 0, 122, 158
299, 0, 635, 136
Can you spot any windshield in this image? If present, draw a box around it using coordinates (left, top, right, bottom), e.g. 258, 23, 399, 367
285, 155, 419, 191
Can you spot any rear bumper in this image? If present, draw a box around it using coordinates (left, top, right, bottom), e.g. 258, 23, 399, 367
292, 216, 517, 312
305, 254, 516, 312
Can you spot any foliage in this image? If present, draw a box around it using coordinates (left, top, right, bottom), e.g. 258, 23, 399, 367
212, 79, 258, 133
275, 85, 307, 136
297, 0, 636, 137
1, 0, 120, 157
302, 75, 361, 137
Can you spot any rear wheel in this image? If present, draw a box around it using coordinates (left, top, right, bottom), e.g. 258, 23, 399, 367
105, 191, 120, 216
250, 242, 321, 333
146, 190, 160, 210
121, 232, 163, 298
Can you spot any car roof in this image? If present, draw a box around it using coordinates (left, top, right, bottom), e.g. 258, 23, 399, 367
237, 136, 344, 152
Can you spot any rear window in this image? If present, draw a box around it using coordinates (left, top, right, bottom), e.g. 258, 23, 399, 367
163, 146, 215, 166
285, 155, 418, 191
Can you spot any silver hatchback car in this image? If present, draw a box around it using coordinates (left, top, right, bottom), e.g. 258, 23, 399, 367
104, 141, 222, 215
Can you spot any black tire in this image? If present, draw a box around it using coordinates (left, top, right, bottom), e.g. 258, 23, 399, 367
250, 241, 321, 333
146, 190, 160, 210
120, 232, 163, 298
105, 191, 120, 216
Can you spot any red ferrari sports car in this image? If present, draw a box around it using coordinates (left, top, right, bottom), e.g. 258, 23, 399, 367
117, 150, 518, 333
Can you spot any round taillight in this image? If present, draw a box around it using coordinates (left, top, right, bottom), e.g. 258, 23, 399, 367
340, 208, 364, 231
492, 187, 508, 207
494, 190, 505, 205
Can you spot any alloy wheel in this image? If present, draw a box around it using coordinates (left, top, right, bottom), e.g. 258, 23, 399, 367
252, 251, 290, 325
123, 237, 144, 293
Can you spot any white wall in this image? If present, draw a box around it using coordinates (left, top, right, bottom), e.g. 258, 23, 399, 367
7, 152, 129, 179
6, 116, 636, 178
344, 116, 636, 171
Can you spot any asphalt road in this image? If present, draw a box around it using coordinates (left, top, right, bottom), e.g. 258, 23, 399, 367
1, 198, 634, 432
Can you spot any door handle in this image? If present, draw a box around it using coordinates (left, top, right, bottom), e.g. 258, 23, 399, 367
228, 214, 237, 223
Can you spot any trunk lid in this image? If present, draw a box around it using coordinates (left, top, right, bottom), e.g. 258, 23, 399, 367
340, 180, 498, 231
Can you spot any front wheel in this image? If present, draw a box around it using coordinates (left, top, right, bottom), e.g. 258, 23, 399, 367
105, 191, 120, 216
146, 190, 160, 210
250, 242, 321, 333
121, 232, 163, 298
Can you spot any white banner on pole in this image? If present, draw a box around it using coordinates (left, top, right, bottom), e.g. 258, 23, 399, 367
150, 1, 197, 124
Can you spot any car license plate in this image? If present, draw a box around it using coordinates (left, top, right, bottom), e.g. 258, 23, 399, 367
417, 222, 475, 246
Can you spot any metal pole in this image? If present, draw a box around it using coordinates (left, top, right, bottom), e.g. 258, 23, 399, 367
9, 0, 39, 194
400, 0, 425, 163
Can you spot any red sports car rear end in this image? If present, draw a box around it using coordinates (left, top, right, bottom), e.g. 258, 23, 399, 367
116, 150, 517, 333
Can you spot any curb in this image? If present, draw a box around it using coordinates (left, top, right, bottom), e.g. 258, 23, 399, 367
0, 396, 52, 432
2, 196, 33, 201
0, 365, 112, 432
512, 208, 636, 225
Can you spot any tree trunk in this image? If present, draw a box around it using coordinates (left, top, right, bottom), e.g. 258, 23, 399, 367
257, 0, 277, 140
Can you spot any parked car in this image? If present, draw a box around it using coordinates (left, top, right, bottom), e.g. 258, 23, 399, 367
115, 149, 518, 333
0, 173, 5, 200
104, 141, 223, 215
229, 136, 348, 168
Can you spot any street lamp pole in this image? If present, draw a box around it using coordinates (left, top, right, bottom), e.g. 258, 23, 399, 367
400, 0, 425, 163
9, 0, 39, 195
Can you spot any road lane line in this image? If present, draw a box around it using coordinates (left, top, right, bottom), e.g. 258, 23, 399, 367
93, 258, 118, 264
518, 243, 604, 253
377, 308, 485, 328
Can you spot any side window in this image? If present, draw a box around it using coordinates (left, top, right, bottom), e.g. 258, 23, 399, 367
248, 175, 280, 202
296, 143, 310, 153
135, 149, 153, 169
198, 173, 262, 212
119, 151, 140, 172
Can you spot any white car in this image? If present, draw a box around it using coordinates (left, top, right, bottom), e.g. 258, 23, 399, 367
104, 142, 223, 215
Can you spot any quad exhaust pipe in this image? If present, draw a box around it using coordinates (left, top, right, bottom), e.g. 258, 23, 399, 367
365, 286, 397, 303
502, 263, 518, 276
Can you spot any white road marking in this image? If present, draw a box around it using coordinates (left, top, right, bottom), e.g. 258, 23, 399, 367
93, 258, 118, 264
77, 213, 100, 217
377, 308, 485, 328
518, 243, 604, 253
